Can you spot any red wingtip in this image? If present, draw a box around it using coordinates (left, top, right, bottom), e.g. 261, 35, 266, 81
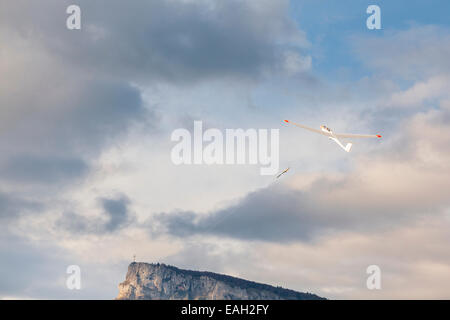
284, 120, 289, 123
377, 135, 382, 138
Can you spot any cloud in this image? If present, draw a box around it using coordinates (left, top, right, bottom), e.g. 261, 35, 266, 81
0, 74, 146, 156
101, 196, 132, 232
282, 51, 312, 75
353, 25, 450, 80
0, 155, 88, 184
0, 0, 306, 189
0, 28, 148, 190
0, 192, 43, 221
1, 0, 307, 84
56, 194, 134, 234
156, 103, 450, 242
386, 75, 450, 108
156, 185, 335, 242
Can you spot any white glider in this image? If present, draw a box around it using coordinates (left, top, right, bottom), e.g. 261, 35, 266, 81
284, 120, 381, 152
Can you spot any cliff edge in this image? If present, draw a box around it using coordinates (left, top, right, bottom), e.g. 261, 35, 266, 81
116, 262, 324, 300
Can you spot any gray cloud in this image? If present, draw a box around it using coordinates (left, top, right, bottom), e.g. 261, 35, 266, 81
0, 77, 147, 189
0, 0, 303, 189
0, 155, 88, 184
0, 192, 43, 221
56, 195, 134, 234
0, 23, 148, 188
101, 196, 132, 232
1, 0, 306, 84
157, 167, 449, 243
156, 183, 410, 242
0, 77, 146, 157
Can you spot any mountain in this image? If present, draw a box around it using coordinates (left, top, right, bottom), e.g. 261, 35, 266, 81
116, 262, 324, 300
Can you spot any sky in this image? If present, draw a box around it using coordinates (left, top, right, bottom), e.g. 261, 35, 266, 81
1, 0, 450, 299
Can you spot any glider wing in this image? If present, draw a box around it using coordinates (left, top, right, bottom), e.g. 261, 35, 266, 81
334, 133, 382, 139
284, 120, 326, 135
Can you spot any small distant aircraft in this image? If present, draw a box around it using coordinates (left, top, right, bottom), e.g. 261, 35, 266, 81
276, 167, 290, 179
284, 120, 381, 152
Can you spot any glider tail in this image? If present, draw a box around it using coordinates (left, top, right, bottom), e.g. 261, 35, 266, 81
331, 137, 353, 152
344, 143, 352, 152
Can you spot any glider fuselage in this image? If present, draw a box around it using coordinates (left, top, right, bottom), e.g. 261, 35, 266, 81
320, 125, 352, 152
320, 125, 334, 137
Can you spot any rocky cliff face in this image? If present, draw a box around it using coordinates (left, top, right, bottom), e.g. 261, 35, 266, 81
116, 262, 324, 300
